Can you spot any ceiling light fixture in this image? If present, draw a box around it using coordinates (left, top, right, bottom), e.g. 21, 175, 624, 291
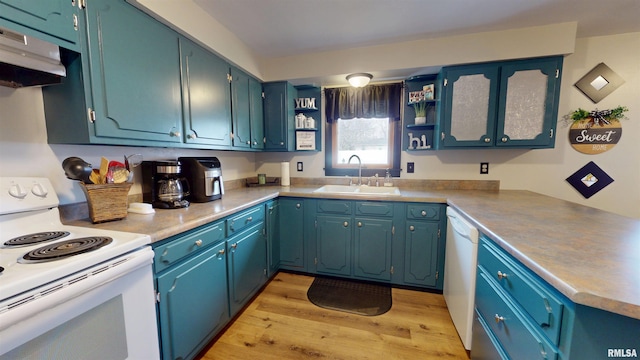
346, 73, 373, 87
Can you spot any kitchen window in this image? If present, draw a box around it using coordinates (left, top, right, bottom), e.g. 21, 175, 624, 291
324, 83, 402, 178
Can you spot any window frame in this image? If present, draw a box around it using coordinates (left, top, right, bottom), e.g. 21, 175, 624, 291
324, 117, 402, 178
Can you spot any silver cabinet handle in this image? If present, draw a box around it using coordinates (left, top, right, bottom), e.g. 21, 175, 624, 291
497, 271, 508, 280
231, 243, 237, 249
169, 130, 181, 137
296, 203, 301, 209
421, 210, 427, 216
246, 140, 251, 144
409, 225, 415, 231
484, 138, 491, 143
195, 239, 203, 247
280, 141, 284, 146
495, 314, 505, 323
343, 221, 349, 227
357, 222, 362, 227
246, 216, 253, 222
187, 132, 197, 139
501, 137, 508, 142
218, 249, 225, 255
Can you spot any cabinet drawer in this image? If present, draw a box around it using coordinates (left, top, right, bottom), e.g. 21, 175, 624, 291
355, 201, 394, 217
317, 200, 352, 215
406, 203, 440, 220
227, 205, 265, 235
476, 269, 559, 360
154, 221, 225, 272
479, 238, 564, 344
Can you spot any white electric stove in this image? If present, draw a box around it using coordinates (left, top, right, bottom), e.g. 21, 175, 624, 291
0, 177, 159, 359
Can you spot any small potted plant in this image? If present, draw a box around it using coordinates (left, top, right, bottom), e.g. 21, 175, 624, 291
412, 101, 429, 124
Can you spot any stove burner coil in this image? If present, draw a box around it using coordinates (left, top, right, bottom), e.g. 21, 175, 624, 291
4, 231, 71, 247
21, 237, 113, 263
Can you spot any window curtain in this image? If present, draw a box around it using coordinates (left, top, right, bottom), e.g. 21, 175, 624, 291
324, 83, 402, 123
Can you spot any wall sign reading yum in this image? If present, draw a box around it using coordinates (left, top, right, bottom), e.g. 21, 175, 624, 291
568, 107, 628, 154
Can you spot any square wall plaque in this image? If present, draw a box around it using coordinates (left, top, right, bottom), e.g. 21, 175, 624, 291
574, 63, 625, 104
566, 161, 614, 199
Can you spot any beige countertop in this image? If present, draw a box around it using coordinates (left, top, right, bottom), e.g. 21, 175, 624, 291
64, 185, 640, 321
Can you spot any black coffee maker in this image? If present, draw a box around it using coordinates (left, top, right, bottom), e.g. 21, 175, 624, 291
141, 160, 190, 209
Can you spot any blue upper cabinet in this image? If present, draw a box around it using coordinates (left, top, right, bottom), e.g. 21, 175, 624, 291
495, 57, 562, 148
231, 67, 264, 150
180, 38, 232, 148
0, 0, 80, 51
264, 81, 298, 151
85, 0, 182, 143
440, 56, 562, 149
441, 64, 500, 148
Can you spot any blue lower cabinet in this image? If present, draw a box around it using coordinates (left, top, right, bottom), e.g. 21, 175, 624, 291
471, 308, 509, 360
227, 223, 268, 317
475, 269, 559, 359
278, 198, 305, 270
353, 217, 392, 281
265, 200, 280, 276
156, 241, 229, 360
403, 221, 440, 287
315, 215, 352, 276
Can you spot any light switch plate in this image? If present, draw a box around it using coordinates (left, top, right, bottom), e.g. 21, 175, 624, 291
407, 162, 414, 173
297, 162, 303, 171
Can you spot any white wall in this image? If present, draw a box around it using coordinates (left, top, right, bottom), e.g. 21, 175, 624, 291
0, 86, 257, 205
256, 32, 640, 218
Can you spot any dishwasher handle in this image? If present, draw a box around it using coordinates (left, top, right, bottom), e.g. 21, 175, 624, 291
447, 208, 479, 242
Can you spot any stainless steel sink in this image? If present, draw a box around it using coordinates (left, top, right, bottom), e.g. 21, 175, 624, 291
312, 185, 401, 196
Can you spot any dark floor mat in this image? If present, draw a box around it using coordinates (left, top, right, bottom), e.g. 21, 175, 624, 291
307, 276, 392, 316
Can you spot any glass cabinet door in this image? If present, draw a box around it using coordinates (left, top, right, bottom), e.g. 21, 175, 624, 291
441, 64, 499, 147
496, 57, 561, 147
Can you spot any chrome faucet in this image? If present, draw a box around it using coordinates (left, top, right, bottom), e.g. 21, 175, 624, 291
348, 154, 362, 186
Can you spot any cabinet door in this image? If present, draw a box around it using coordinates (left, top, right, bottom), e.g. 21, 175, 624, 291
0, 0, 79, 49
180, 38, 231, 147
264, 81, 297, 150
279, 198, 305, 270
227, 224, 267, 316
404, 221, 440, 287
353, 218, 392, 281
231, 67, 251, 149
266, 200, 280, 276
85, 0, 182, 143
249, 77, 265, 149
156, 242, 229, 360
441, 64, 499, 147
315, 215, 351, 276
496, 57, 561, 148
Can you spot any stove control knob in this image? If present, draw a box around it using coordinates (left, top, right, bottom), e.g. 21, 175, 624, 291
8, 183, 28, 199
31, 183, 49, 198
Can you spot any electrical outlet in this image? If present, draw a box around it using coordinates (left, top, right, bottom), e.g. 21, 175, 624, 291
297, 162, 303, 171
407, 162, 415, 173
480, 162, 489, 174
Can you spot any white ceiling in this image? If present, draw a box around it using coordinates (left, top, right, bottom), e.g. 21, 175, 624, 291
194, 0, 640, 59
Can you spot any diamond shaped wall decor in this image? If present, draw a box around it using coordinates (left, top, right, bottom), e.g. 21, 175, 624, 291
566, 161, 614, 199
574, 63, 625, 104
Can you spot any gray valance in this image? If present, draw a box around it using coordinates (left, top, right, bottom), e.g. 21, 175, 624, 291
324, 83, 402, 123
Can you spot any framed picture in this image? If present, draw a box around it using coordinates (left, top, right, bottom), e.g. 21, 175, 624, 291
408, 91, 425, 104
296, 131, 316, 150
423, 84, 435, 100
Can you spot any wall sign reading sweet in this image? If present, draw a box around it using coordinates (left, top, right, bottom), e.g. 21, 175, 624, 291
568, 106, 628, 154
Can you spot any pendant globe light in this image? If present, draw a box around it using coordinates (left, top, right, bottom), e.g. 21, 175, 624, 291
346, 73, 373, 87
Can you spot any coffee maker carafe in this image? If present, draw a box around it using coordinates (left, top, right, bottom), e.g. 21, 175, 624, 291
141, 161, 190, 209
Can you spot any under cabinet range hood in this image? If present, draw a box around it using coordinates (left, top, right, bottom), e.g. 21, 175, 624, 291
0, 26, 66, 88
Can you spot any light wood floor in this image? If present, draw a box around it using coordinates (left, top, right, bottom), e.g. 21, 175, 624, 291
196, 272, 469, 360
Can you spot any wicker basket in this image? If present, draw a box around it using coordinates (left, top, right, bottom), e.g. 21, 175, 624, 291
80, 182, 132, 223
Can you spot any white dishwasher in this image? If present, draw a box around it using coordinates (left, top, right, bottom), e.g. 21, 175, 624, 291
444, 206, 479, 351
